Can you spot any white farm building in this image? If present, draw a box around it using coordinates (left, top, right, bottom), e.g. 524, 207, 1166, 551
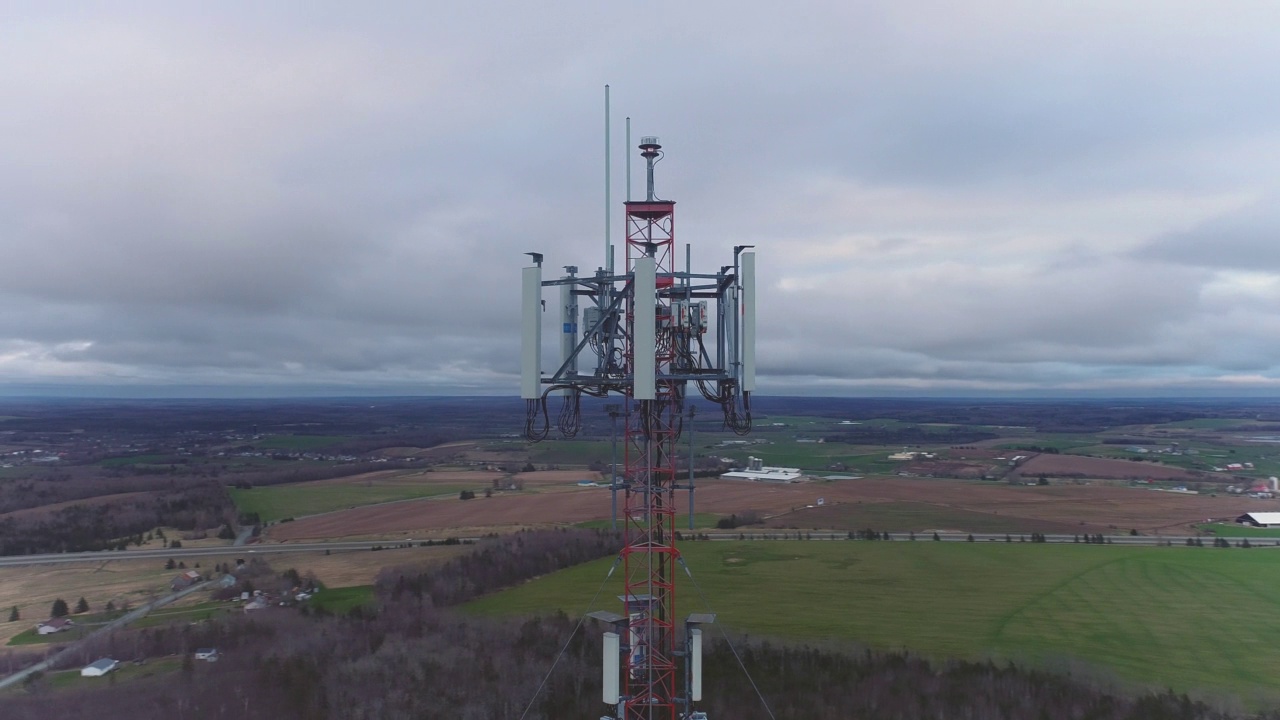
1236, 512, 1280, 528
721, 457, 805, 483
81, 658, 119, 677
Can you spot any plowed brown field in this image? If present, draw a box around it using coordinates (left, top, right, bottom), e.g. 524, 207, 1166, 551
1017, 454, 1200, 480
266, 476, 1268, 540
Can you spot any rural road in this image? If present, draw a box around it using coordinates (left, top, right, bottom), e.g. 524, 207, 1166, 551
0, 531, 1271, 568
0, 540, 451, 567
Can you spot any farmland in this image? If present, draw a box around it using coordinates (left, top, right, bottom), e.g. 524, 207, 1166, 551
467, 540, 1280, 700
228, 469, 503, 521
267, 474, 1274, 541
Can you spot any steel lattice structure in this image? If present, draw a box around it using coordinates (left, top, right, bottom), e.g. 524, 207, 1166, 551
521, 135, 755, 720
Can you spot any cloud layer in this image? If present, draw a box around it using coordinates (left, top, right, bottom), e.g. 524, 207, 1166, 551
3, 1, 1280, 395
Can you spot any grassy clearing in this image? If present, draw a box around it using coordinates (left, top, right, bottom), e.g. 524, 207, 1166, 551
529, 440, 612, 465
772, 501, 1079, 534
310, 585, 374, 614
467, 541, 1280, 698
41, 657, 183, 692
255, 435, 349, 451
1198, 523, 1280, 539
229, 480, 468, 522
575, 513, 722, 531
132, 601, 230, 629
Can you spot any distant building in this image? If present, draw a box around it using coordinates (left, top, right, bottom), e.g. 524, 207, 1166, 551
194, 648, 219, 662
170, 570, 202, 591
721, 456, 805, 483
81, 658, 119, 677
37, 618, 74, 635
1236, 512, 1280, 528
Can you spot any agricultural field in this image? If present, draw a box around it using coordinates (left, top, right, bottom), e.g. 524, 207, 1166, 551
467, 541, 1280, 701
229, 469, 506, 522
766, 501, 1083, 535
266, 473, 1276, 541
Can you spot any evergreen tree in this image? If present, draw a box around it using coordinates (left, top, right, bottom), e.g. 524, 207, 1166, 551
50, 598, 69, 618
7, 606, 17, 622
74, 597, 89, 614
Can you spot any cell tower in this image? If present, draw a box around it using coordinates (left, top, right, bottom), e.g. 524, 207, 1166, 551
521, 131, 756, 720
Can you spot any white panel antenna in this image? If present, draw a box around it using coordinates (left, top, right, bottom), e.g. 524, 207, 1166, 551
521, 265, 542, 399
742, 251, 756, 392
633, 255, 656, 400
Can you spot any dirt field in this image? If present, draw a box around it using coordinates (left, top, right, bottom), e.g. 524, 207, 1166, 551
265, 475, 1271, 540
1017, 454, 1200, 480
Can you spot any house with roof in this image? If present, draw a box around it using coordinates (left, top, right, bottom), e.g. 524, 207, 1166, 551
81, 658, 119, 677
194, 648, 219, 662
170, 570, 203, 591
36, 617, 75, 635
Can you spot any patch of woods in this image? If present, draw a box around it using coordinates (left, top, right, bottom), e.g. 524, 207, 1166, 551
0, 480, 232, 555
1, 528, 1275, 720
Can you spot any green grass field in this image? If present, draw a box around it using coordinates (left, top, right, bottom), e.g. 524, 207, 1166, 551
310, 585, 374, 614
1198, 523, 1280, 539
575, 513, 723, 531
43, 657, 183, 692
255, 435, 349, 451
774, 501, 1081, 534
466, 541, 1280, 699
229, 481, 467, 522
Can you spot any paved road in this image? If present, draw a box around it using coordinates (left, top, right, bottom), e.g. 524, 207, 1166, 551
0, 540, 455, 568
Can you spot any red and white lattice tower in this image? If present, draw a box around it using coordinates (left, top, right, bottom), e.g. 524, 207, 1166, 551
521, 124, 755, 720
620, 136, 680, 720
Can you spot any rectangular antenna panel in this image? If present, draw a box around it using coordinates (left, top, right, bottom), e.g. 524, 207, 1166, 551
633, 256, 656, 400
560, 280, 578, 380
602, 632, 620, 704
521, 266, 542, 399
741, 251, 756, 392
690, 627, 703, 701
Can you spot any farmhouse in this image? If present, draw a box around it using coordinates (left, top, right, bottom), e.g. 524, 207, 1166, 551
1235, 512, 1280, 528
721, 457, 805, 483
194, 648, 219, 662
36, 617, 74, 635
81, 658, 119, 677
170, 570, 202, 591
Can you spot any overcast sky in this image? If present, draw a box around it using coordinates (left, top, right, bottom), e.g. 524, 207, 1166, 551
2, 1, 1280, 397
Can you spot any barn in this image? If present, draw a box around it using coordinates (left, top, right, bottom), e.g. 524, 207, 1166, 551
1235, 512, 1280, 528
81, 658, 118, 677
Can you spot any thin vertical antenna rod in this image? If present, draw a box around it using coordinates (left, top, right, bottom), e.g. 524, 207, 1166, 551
625, 117, 631, 202
605, 85, 612, 273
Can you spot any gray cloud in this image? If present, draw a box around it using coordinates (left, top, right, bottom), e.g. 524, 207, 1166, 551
2, 2, 1280, 395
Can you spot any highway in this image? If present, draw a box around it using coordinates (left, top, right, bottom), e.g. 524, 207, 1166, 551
0, 540, 468, 567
